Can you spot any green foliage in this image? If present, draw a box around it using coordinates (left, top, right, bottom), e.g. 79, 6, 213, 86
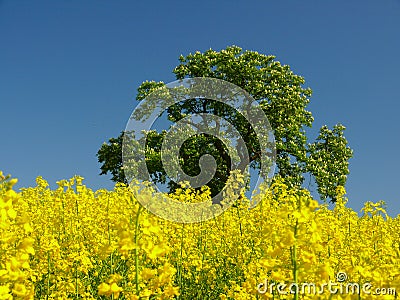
97, 46, 353, 202
307, 124, 353, 201
97, 134, 126, 184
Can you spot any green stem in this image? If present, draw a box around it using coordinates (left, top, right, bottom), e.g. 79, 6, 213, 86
75, 263, 79, 299
107, 196, 111, 246
110, 252, 113, 274
236, 205, 243, 236
177, 223, 185, 300
46, 252, 51, 299
134, 205, 143, 296
292, 220, 299, 300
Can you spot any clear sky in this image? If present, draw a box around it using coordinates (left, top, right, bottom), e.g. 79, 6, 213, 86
1, 0, 399, 216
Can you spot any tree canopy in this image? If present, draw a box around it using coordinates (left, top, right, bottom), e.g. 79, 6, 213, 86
97, 46, 353, 202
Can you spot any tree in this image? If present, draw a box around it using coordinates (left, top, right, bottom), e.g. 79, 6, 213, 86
97, 46, 353, 202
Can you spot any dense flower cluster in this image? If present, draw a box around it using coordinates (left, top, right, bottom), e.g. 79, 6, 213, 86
0, 171, 399, 299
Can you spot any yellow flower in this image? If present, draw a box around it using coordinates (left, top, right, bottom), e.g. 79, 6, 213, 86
109, 283, 123, 298
1, 172, 399, 299
162, 285, 179, 297
0, 285, 11, 300
148, 244, 166, 260
11, 283, 27, 297
141, 268, 156, 281
6, 208, 16, 220
97, 283, 111, 296
18, 237, 35, 255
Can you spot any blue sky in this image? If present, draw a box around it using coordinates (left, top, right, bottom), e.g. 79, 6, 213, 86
1, 0, 399, 216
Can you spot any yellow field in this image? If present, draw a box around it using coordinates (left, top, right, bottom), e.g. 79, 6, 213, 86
1, 171, 399, 299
